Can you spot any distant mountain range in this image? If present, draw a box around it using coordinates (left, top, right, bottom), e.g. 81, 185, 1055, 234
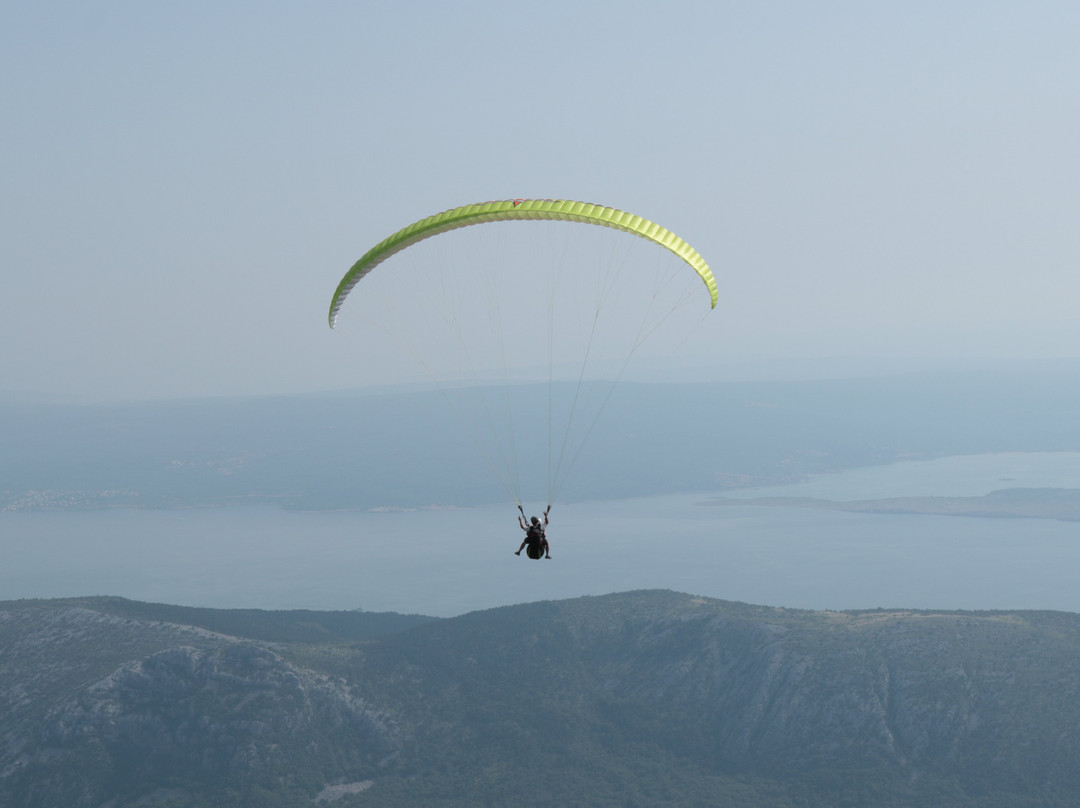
4, 591, 1080, 807
2, 370, 1080, 510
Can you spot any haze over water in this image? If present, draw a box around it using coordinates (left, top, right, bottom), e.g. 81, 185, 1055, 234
3, 452, 1077, 617
725, 451, 1080, 500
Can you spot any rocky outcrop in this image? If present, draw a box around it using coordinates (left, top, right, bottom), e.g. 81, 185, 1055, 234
0, 604, 399, 807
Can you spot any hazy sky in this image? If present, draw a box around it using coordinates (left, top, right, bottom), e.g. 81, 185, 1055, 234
3, 1, 1078, 401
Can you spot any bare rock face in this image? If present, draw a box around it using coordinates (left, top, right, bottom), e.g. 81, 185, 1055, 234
42, 644, 394, 772
0, 605, 401, 807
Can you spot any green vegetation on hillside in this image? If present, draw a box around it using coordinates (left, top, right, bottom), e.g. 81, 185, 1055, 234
4, 591, 1080, 806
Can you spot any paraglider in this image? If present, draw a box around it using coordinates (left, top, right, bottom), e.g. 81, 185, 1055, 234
515, 504, 551, 560
328, 199, 716, 520
328, 199, 717, 328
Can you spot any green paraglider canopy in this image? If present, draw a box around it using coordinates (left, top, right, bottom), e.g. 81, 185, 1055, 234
328, 199, 717, 327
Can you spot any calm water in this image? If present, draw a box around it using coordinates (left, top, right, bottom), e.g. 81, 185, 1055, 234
2, 453, 1078, 617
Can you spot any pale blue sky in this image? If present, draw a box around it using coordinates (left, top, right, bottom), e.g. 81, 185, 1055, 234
3, 1, 1078, 400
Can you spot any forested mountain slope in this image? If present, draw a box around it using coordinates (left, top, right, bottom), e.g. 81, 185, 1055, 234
3, 591, 1079, 807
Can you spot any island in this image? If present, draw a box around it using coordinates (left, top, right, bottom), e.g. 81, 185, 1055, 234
704, 487, 1080, 522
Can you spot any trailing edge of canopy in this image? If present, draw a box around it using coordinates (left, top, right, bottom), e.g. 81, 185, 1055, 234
328, 199, 717, 327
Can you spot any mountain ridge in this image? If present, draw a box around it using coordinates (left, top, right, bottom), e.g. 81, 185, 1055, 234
3, 590, 1080, 806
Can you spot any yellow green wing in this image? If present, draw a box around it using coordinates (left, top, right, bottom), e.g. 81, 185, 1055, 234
329, 199, 717, 327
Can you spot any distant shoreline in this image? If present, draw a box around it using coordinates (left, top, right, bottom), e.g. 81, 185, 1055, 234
704, 487, 1080, 522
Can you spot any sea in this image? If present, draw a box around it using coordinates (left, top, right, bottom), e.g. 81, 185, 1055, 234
3, 452, 1079, 617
